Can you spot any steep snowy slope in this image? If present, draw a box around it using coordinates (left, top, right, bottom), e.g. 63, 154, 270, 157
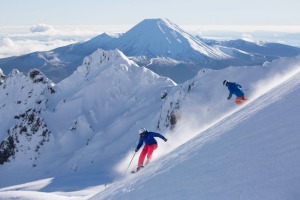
90, 60, 300, 200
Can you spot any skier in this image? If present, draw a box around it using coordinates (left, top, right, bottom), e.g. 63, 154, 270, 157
223, 80, 248, 104
134, 128, 167, 172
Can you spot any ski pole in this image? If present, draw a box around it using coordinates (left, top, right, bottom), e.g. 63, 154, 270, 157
125, 151, 136, 175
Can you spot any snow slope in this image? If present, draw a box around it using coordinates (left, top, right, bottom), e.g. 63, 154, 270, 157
90, 61, 300, 200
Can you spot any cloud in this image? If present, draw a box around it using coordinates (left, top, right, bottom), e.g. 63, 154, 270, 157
30, 24, 54, 33
0, 37, 15, 47
0, 37, 76, 59
241, 33, 254, 42
0, 25, 130, 58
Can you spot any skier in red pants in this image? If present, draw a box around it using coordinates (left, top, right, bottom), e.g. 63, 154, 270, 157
134, 128, 167, 172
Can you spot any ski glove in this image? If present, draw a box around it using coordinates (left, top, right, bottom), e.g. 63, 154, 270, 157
164, 138, 168, 142
135, 148, 139, 152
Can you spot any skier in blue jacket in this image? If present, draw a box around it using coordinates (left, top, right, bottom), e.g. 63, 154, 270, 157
223, 80, 248, 104
134, 128, 167, 172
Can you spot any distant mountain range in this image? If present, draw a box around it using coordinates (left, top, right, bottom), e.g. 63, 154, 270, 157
0, 18, 300, 83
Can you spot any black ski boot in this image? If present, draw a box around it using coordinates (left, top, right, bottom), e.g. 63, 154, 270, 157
137, 165, 144, 171
132, 165, 144, 173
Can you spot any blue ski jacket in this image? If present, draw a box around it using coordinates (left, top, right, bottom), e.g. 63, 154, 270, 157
227, 82, 244, 99
136, 131, 166, 150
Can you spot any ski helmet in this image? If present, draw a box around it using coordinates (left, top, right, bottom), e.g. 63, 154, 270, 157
138, 128, 146, 134
223, 80, 228, 86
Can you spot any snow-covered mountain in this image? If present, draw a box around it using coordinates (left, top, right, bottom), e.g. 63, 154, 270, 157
1, 47, 300, 199
113, 19, 228, 59
1, 18, 300, 83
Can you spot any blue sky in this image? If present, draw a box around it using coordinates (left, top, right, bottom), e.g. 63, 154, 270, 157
1, 0, 300, 26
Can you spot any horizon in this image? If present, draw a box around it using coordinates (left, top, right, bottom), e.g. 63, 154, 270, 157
2, 21, 300, 32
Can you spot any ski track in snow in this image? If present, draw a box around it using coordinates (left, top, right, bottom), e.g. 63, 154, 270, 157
90, 70, 300, 200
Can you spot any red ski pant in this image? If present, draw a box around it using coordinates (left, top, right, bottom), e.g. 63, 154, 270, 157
235, 96, 248, 104
138, 144, 158, 167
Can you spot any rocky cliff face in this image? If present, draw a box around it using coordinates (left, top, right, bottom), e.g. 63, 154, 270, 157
157, 78, 196, 132
0, 69, 55, 166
